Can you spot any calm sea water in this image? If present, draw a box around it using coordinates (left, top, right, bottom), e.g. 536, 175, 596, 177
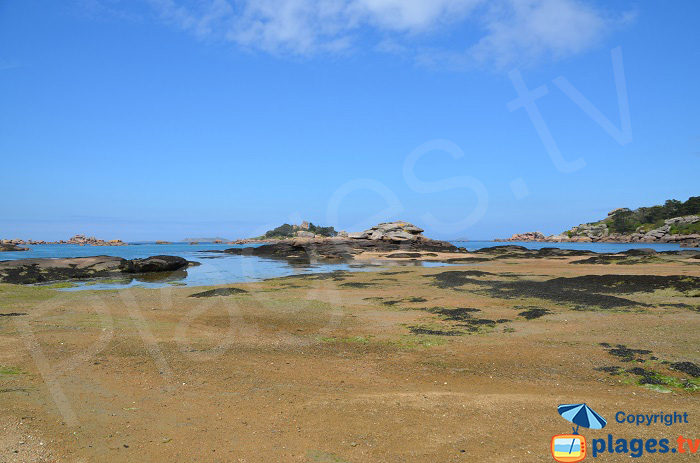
0, 240, 686, 290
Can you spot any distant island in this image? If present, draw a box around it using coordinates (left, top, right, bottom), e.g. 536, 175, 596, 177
182, 237, 230, 243
1, 234, 126, 248
499, 196, 700, 247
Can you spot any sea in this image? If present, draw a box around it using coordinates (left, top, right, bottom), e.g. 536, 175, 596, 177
0, 240, 687, 291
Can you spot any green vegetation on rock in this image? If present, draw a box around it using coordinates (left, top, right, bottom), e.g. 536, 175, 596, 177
262, 222, 337, 239
607, 196, 700, 234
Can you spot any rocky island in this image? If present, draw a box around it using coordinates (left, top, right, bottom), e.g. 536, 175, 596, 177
223, 221, 462, 260
499, 196, 700, 247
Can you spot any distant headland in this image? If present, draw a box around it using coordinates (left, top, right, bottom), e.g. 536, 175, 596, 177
498, 196, 700, 248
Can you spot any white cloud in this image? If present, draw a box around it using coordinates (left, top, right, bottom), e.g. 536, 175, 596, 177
227, 0, 356, 54
142, 0, 631, 67
350, 0, 480, 32
470, 0, 612, 68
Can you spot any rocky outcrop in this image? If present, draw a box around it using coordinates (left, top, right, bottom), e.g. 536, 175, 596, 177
223, 221, 462, 261
0, 255, 192, 285
623, 216, 700, 247
499, 212, 700, 247
0, 244, 29, 252
497, 231, 546, 242
224, 234, 461, 261
572, 223, 609, 240
347, 222, 426, 242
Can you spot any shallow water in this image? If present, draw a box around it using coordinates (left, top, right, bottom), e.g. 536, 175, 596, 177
0, 243, 449, 290
0, 240, 688, 290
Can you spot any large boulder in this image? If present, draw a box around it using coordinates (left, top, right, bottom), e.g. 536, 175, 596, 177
121, 255, 191, 273
349, 221, 425, 242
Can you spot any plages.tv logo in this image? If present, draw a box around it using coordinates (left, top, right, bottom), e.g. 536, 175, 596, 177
552, 403, 608, 462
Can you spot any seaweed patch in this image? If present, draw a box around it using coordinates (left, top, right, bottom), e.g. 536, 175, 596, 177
339, 282, 376, 288
601, 344, 652, 363
408, 326, 463, 336
670, 362, 700, 378
189, 287, 248, 298
425, 271, 645, 309
517, 307, 552, 320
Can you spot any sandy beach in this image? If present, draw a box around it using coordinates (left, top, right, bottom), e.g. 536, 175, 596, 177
1, 252, 698, 462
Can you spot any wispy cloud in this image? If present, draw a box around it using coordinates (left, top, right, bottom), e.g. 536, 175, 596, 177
468, 0, 635, 68
114, 0, 633, 68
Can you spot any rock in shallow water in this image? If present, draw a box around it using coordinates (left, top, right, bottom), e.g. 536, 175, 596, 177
223, 237, 461, 261
0, 244, 29, 252
0, 255, 192, 284
121, 255, 193, 273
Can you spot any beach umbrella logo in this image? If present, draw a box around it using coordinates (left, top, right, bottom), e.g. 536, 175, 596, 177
551, 403, 607, 462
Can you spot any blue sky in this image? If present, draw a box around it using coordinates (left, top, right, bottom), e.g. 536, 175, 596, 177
1, 0, 698, 241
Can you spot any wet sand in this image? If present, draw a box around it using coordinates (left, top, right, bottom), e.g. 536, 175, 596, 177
1, 254, 699, 462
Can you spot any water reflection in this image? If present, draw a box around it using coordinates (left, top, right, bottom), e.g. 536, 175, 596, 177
58, 252, 450, 291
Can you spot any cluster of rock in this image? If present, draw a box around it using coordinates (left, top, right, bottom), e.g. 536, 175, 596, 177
347, 222, 426, 242
499, 213, 700, 248
1, 235, 127, 246
0, 255, 194, 285
223, 222, 461, 261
